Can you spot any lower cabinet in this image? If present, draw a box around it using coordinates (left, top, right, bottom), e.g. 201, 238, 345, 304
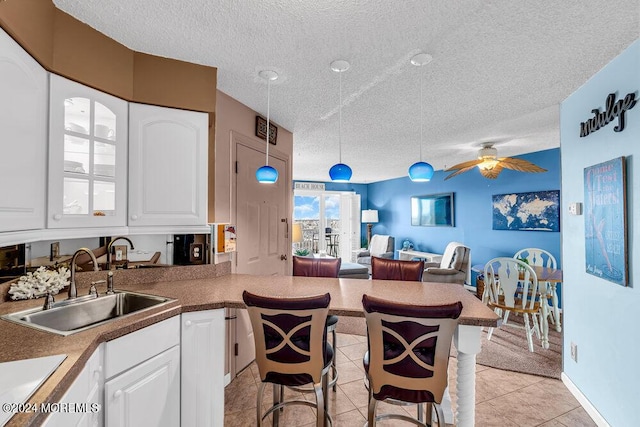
104, 346, 180, 427
43, 311, 225, 427
43, 344, 104, 427
181, 309, 225, 427
103, 316, 180, 427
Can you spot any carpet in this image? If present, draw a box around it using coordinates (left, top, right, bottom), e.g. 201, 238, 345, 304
336, 313, 562, 379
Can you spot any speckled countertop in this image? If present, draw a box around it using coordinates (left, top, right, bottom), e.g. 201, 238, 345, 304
0, 265, 498, 426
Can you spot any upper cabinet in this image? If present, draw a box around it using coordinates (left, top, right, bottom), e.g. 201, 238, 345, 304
128, 103, 208, 228
0, 28, 48, 233
48, 74, 128, 228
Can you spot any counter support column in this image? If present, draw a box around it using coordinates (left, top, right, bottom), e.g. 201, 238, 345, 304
453, 325, 482, 427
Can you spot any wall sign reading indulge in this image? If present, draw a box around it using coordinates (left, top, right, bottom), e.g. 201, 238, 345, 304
579, 92, 637, 137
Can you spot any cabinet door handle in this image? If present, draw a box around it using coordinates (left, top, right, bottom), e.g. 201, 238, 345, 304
185, 320, 192, 327
53, 214, 62, 220
114, 390, 122, 399
130, 214, 138, 221
280, 254, 288, 261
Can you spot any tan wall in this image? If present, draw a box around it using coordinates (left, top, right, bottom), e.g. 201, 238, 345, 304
52, 10, 134, 100
214, 90, 293, 223
133, 53, 216, 113
0, 0, 54, 68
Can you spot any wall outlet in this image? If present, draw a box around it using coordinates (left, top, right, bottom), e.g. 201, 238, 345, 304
189, 243, 203, 263
570, 342, 578, 362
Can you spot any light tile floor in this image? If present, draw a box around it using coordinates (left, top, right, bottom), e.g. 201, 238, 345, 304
224, 333, 596, 426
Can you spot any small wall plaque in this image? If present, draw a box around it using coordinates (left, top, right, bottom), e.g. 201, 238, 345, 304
256, 116, 277, 145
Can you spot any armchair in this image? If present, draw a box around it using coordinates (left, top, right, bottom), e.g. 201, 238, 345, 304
356, 235, 395, 274
422, 241, 471, 285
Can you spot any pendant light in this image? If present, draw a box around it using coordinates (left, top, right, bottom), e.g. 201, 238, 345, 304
408, 53, 434, 182
256, 70, 279, 183
329, 60, 353, 182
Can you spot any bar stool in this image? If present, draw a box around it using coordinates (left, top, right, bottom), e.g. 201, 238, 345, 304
292, 256, 341, 391
361, 294, 463, 426
371, 257, 425, 281
242, 290, 333, 427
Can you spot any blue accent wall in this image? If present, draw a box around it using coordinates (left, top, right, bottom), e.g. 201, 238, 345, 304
560, 39, 639, 426
367, 148, 561, 274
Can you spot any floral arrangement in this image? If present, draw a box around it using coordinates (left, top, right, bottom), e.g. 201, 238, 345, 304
8, 266, 71, 301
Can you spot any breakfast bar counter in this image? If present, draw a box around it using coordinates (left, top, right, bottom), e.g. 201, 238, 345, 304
0, 272, 498, 426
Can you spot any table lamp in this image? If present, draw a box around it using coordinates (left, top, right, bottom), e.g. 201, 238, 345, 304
361, 209, 379, 248
292, 223, 303, 244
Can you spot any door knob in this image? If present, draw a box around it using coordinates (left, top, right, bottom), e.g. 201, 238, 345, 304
280, 254, 288, 261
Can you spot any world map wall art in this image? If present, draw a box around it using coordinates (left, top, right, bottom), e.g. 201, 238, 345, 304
492, 190, 560, 232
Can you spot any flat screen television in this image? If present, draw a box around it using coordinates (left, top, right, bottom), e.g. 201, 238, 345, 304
411, 192, 454, 227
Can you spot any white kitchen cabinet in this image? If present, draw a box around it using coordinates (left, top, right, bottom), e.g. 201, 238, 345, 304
104, 317, 180, 427
181, 309, 225, 427
0, 28, 48, 233
48, 74, 128, 229
43, 345, 104, 427
128, 103, 208, 228
104, 345, 180, 427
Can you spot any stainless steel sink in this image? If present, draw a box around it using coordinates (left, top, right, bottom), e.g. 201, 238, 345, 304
1, 291, 174, 336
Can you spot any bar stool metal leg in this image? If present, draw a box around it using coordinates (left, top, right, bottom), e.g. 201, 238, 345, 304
330, 327, 338, 391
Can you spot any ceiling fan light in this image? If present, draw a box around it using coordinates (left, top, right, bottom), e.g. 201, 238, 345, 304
256, 165, 278, 183
478, 146, 498, 159
478, 159, 498, 171
408, 161, 434, 182
329, 163, 352, 182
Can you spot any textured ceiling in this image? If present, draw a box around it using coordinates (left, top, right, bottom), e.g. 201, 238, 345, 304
53, 0, 639, 183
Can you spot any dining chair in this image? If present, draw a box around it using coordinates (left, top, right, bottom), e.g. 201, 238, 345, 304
361, 294, 463, 427
292, 255, 341, 391
242, 290, 333, 427
484, 257, 549, 352
514, 248, 561, 332
371, 257, 425, 281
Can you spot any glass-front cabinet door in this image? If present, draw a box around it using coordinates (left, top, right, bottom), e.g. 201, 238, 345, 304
48, 74, 128, 228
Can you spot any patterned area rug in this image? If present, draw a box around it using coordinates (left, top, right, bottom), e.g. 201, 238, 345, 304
336, 313, 562, 379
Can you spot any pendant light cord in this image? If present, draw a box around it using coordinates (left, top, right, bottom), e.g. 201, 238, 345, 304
419, 66, 424, 162
265, 78, 271, 166
338, 70, 343, 163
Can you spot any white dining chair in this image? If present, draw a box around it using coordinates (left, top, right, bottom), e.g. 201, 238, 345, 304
514, 248, 561, 332
484, 257, 549, 352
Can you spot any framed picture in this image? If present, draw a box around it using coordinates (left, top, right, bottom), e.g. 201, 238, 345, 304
492, 190, 560, 231
584, 157, 628, 286
411, 193, 455, 227
255, 116, 277, 145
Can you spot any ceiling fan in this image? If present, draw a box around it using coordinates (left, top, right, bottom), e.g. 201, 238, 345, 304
444, 144, 547, 180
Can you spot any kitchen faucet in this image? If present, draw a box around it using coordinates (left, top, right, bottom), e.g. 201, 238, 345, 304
106, 236, 135, 270
69, 248, 99, 299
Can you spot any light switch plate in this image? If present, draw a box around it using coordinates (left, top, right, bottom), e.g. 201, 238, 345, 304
568, 202, 582, 215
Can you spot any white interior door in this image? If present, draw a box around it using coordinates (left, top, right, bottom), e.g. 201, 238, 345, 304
235, 142, 288, 276
233, 136, 289, 379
